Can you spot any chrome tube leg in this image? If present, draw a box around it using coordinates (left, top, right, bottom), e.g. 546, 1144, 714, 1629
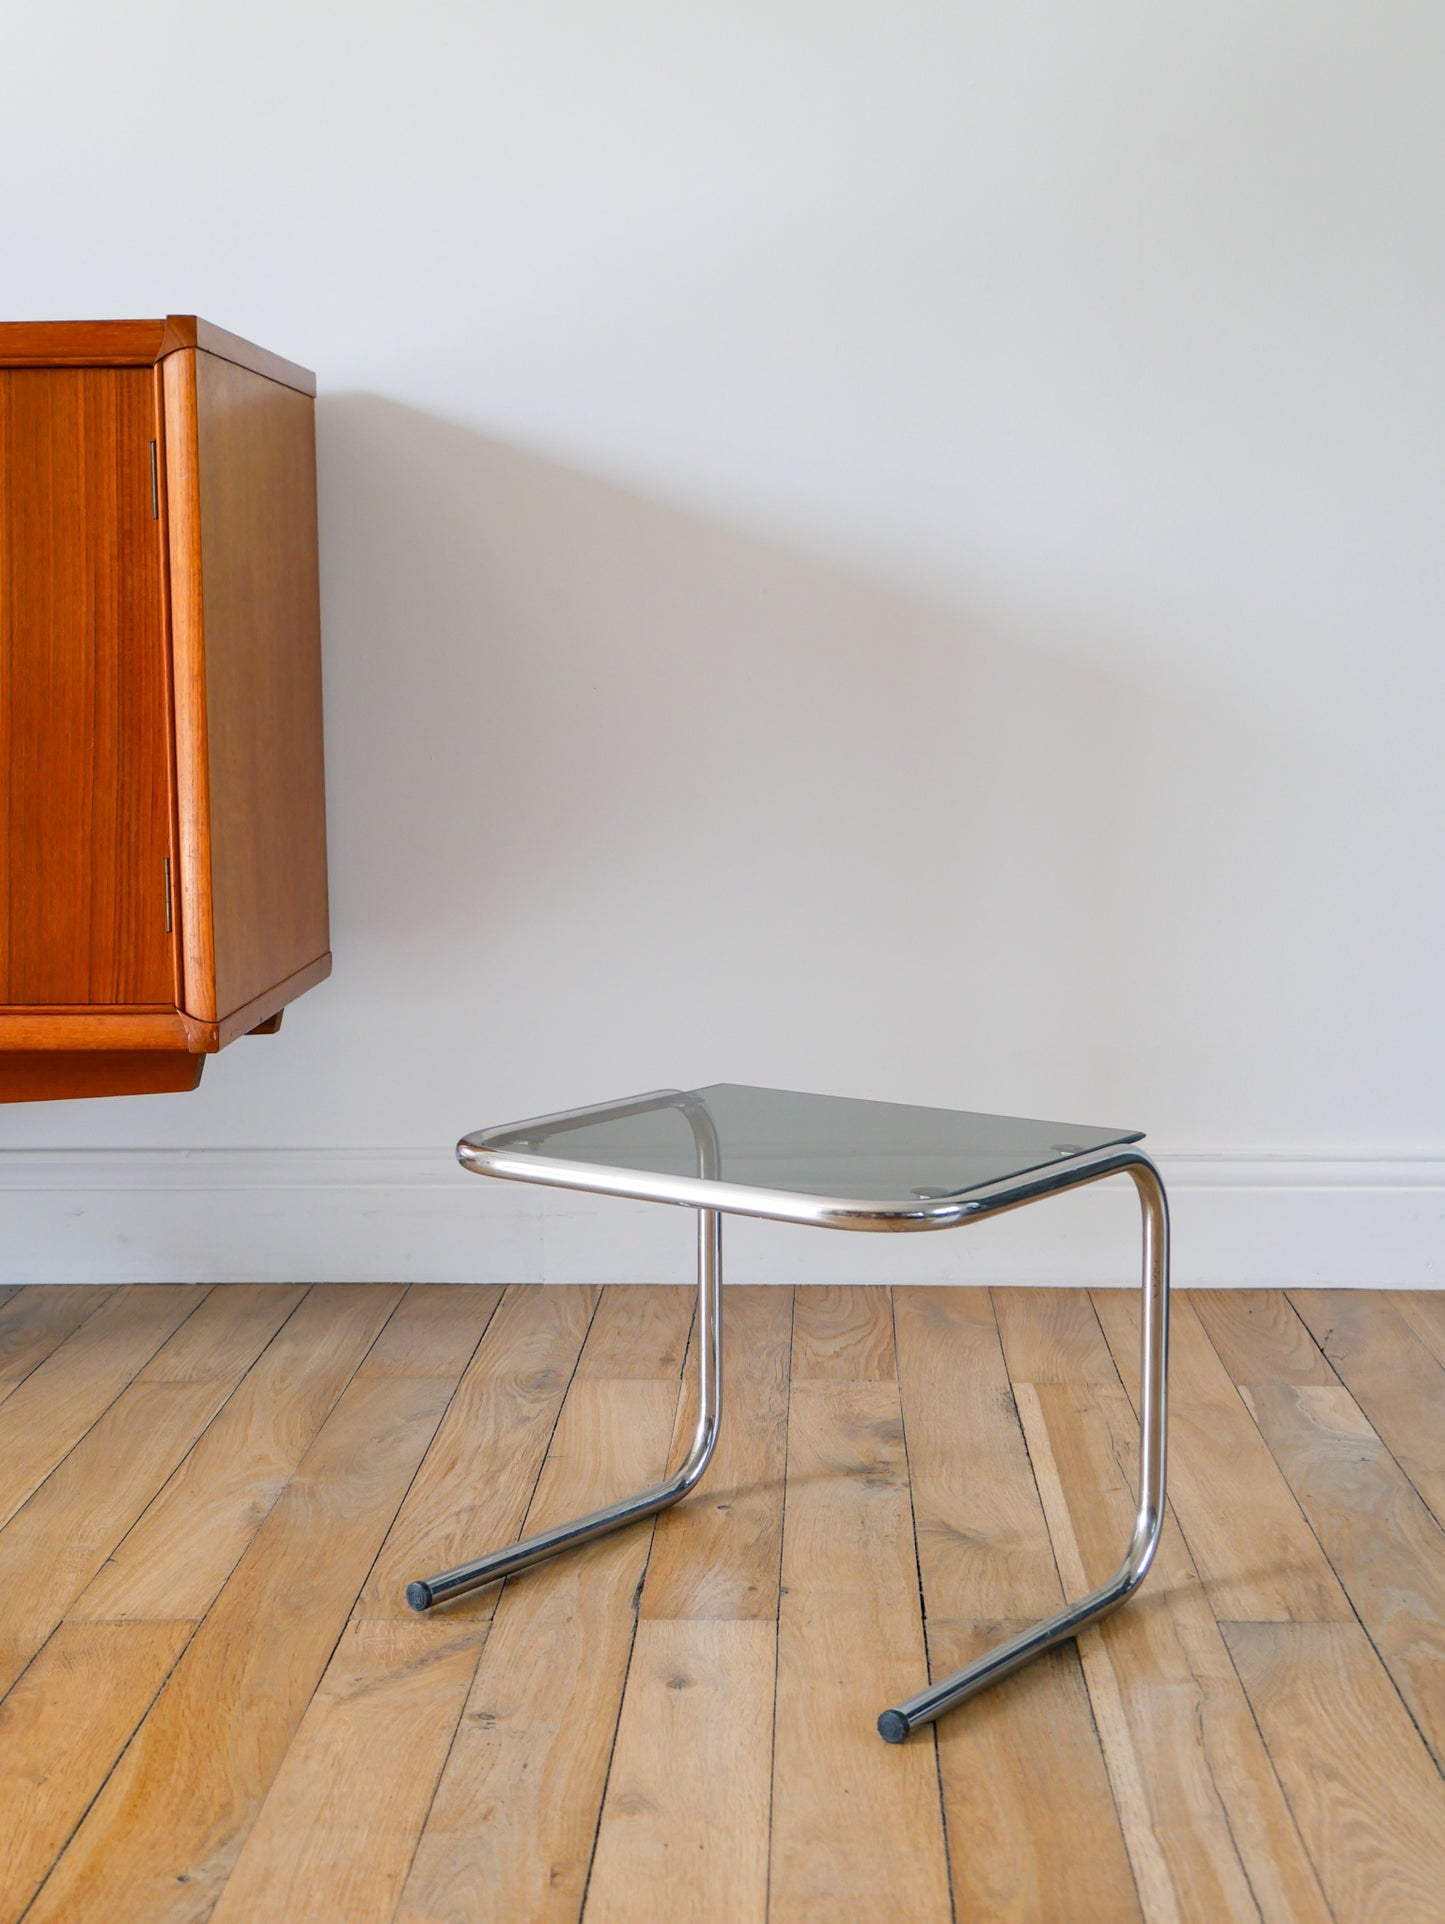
877, 1153, 1170, 1742
406, 1206, 723, 1612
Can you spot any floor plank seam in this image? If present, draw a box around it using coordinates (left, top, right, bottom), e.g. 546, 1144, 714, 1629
0, 1286, 215, 1538
577, 1284, 695, 1920
342, 1283, 507, 1629
1289, 1290, 1445, 1539
761, 1285, 796, 1924
1212, 1621, 1345, 1924
15, 1617, 205, 1924
0, 1286, 114, 1408
194, 1284, 449, 1922
1192, 1298, 1445, 1789
384, 1625, 494, 1924
888, 1287, 958, 1924
35, 1285, 319, 1676
10, 1284, 1445, 1922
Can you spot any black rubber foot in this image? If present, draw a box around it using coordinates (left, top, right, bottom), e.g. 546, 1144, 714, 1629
406, 1580, 434, 1613
877, 1710, 910, 1745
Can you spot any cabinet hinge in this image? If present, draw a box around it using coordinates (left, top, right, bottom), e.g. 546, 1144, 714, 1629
149, 441, 159, 518
163, 856, 173, 933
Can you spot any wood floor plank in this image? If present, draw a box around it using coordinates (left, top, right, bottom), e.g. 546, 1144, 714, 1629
1191, 1290, 1337, 1388
10, 1282, 1444, 1922
133, 1282, 305, 1383
993, 1285, 1121, 1385
583, 1619, 773, 1924
356, 1284, 599, 1621
1240, 1381, 1445, 1767
575, 1284, 694, 1379
894, 1285, 1062, 1618
928, 1619, 1142, 1922
0, 1285, 206, 1531
395, 1375, 681, 1924
70, 1284, 404, 1623
641, 1286, 792, 1621
0, 1285, 112, 1407
1392, 1290, 1445, 1368
0, 1287, 306, 1699
768, 1379, 953, 1923
209, 1621, 486, 1924
1224, 1621, 1445, 1924
1291, 1289, 1445, 1529
1094, 1290, 1352, 1622
790, 1283, 895, 1380
1018, 1379, 1333, 1924
26, 1365, 461, 1924
0, 1621, 192, 1924
354, 1284, 504, 1378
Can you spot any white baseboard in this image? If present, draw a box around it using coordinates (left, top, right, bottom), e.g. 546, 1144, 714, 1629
0, 1149, 1441, 1287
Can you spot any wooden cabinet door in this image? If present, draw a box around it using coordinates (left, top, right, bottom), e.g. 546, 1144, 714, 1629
0, 367, 176, 1008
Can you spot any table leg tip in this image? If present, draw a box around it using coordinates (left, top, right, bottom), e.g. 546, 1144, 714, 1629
877, 1709, 910, 1744
406, 1580, 433, 1613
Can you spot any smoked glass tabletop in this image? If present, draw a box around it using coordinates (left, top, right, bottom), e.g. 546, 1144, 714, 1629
459, 1084, 1143, 1228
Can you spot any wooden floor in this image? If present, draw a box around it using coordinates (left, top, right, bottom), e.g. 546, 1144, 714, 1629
2, 1284, 1444, 1922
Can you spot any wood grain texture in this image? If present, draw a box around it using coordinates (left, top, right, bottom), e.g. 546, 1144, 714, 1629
0, 319, 171, 366
0, 1621, 191, 1923
1224, 1621, 1445, 1924
1240, 1381, 1445, 1766
0, 1285, 204, 1531
5, 1284, 1445, 1922
212, 950, 332, 1046
358, 1285, 599, 1621
928, 1619, 1142, 1922
575, 1283, 694, 1379
0, 366, 174, 1007
188, 347, 328, 1023
0, 1008, 206, 1047
0, 1286, 302, 1698
396, 1375, 681, 1924
1393, 1288, 1445, 1367
354, 1283, 503, 1379
894, 1285, 1061, 1618
1, 322, 326, 1098
790, 1282, 895, 1379
0, 319, 314, 390
161, 346, 214, 1016
1191, 1289, 1337, 1388
0, 1047, 202, 1099
642, 1286, 792, 1621
993, 1284, 1121, 1384
0, 1285, 111, 1404
1019, 1379, 1333, 1924
27, 1371, 459, 1924
1095, 1289, 1352, 1622
210, 1621, 485, 1924
71, 1284, 402, 1623
769, 1380, 953, 1922
160, 317, 316, 396
585, 1619, 774, 1924
1291, 1287, 1445, 1528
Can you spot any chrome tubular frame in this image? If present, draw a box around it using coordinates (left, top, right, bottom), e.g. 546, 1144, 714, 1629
406, 1096, 723, 1614
878, 1148, 1169, 1741
415, 1091, 1169, 1749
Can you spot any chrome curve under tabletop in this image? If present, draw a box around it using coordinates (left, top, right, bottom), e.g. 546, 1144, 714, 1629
407, 1082, 1170, 1745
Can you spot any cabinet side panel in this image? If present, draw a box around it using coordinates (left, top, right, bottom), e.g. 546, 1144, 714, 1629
0, 367, 174, 1008
193, 350, 329, 1023
163, 349, 217, 1020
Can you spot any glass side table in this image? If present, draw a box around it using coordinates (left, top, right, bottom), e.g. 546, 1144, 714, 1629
407, 1084, 1169, 1744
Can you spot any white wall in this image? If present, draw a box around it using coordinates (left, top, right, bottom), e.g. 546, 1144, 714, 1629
2, 2, 1442, 1283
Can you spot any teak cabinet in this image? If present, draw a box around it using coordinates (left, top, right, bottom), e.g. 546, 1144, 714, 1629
0, 317, 330, 1102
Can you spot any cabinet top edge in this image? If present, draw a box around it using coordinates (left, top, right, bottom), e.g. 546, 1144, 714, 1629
0, 317, 316, 396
